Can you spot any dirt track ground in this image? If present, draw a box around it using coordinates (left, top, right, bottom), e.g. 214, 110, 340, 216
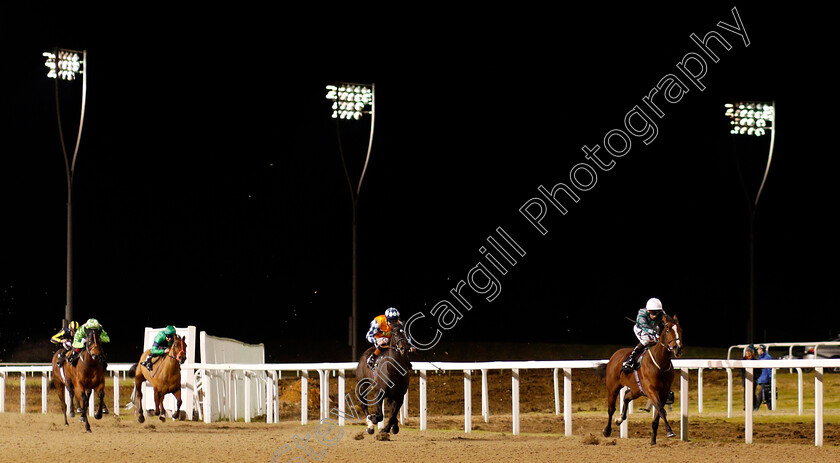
3, 412, 840, 463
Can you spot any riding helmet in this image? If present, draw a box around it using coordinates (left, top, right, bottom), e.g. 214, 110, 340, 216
385, 307, 400, 321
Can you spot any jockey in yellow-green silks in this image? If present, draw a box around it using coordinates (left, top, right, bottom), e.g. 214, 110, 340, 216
50, 320, 79, 366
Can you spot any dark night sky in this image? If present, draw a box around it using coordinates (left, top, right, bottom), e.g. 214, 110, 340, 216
1, 4, 837, 361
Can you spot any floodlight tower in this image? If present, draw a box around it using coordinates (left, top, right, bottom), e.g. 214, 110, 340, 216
43, 47, 87, 329
724, 101, 775, 344
325, 82, 375, 360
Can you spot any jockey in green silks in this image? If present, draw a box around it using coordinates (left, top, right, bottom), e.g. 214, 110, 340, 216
141, 325, 176, 371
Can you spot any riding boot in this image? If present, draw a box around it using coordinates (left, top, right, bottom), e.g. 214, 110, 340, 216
622, 344, 645, 372
142, 357, 154, 371
56, 349, 66, 367
367, 353, 377, 369
69, 349, 80, 367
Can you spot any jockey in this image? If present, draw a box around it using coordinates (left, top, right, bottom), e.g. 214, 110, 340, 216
141, 325, 177, 371
51, 320, 79, 366
68, 318, 111, 414
69, 318, 111, 367
622, 297, 668, 372
366, 307, 413, 368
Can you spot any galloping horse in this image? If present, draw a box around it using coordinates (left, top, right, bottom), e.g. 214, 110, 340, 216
128, 334, 187, 422
52, 328, 108, 432
355, 322, 412, 435
603, 314, 683, 445
50, 349, 81, 420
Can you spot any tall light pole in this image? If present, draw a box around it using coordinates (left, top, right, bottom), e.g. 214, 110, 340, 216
43, 47, 87, 329
325, 82, 375, 360
724, 101, 775, 344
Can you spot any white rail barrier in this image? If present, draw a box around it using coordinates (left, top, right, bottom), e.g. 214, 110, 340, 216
3, 358, 839, 446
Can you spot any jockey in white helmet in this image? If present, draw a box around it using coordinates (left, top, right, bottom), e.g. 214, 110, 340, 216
622, 297, 668, 372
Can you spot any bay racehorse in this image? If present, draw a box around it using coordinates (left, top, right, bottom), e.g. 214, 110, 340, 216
603, 314, 683, 444
50, 349, 81, 421
53, 328, 108, 432
128, 334, 187, 422
355, 322, 412, 435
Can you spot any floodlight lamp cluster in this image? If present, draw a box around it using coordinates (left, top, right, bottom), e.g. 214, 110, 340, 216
725, 102, 774, 136
43, 49, 84, 81
325, 83, 373, 120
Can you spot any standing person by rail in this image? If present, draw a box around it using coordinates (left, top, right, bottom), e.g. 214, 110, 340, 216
754, 344, 774, 410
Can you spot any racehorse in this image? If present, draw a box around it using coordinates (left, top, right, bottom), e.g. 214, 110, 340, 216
355, 322, 412, 435
52, 328, 108, 432
50, 349, 81, 421
602, 314, 683, 445
128, 334, 187, 422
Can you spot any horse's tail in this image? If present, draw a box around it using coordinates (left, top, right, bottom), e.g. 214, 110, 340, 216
128, 363, 138, 378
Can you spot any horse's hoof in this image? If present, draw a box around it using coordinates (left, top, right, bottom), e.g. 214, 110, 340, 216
95, 412, 102, 420
367, 427, 375, 435
68, 410, 75, 418
393, 424, 400, 435
159, 415, 166, 423
603, 428, 611, 438
138, 415, 145, 424
667, 431, 676, 438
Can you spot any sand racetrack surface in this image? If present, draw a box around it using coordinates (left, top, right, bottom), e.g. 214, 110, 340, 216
3, 412, 840, 463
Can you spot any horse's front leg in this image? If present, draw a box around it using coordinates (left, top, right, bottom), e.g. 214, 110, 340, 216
155, 390, 166, 422
173, 389, 183, 420
79, 389, 91, 432
655, 393, 676, 439
94, 385, 105, 420
384, 396, 404, 434
649, 398, 675, 445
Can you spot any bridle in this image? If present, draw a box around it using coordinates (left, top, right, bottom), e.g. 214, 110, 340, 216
81, 329, 103, 366
167, 335, 187, 364
658, 319, 683, 356
391, 326, 410, 357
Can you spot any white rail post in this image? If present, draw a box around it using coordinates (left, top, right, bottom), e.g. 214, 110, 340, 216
0, 371, 5, 412
481, 369, 489, 423
337, 369, 345, 426
815, 367, 824, 447
89, 390, 95, 417
619, 387, 628, 438
680, 368, 689, 441
726, 368, 733, 418
553, 368, 560, 415
511, 368, 520, 436
770, 368, 776, 411
464, 370, 472, 433
797, 368, 803, 416
113, 371, 120, 416
20, 372, 26, 414
563, 368, 572, 437
745, 368, 754, 444
419, 370, 427, 431
317, 369, 328, 421
244, 372, 252, 423
300, 370, 308, 425
42, 373, 49, 414
401, 389, 408, 424
697, 368, 704, 413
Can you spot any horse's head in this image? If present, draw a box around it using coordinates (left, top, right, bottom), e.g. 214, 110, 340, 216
390, 322, 411, 357
172, 335, 187, 364
86, 328, 104, 360
660, 315, 683, 357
